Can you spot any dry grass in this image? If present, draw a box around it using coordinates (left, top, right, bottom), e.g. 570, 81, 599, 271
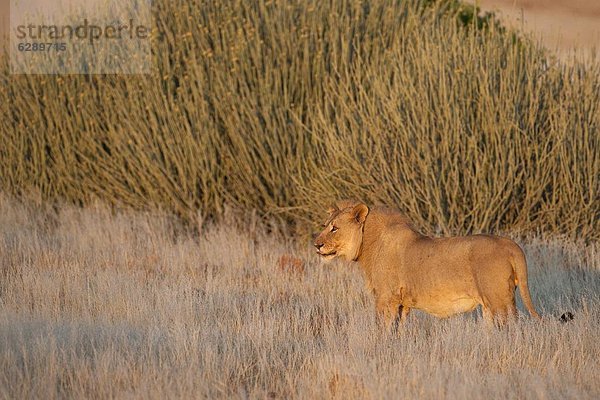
2, 1, 598, 398
0, 196, 598, 399
0, 0, 598, 240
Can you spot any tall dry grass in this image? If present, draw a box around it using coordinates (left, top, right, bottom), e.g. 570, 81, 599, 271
0, 196, 598, 399
0, 0, 598, 240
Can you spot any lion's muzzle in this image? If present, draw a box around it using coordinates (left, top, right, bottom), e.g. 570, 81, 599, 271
314, 240, 336, 257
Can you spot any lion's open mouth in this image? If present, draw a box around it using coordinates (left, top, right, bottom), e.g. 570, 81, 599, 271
318, 250, 337, 257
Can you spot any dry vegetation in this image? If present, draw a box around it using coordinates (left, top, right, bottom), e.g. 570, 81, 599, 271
0, 197, 598, 399
0, 0, 598, 239
1, 1, 599, 398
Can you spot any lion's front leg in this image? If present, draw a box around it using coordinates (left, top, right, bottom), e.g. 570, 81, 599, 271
389, 305, 411, 334
399, 304, 411, 323
376, 296, 401, 333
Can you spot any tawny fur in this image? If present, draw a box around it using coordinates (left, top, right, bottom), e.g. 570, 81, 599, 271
314, 201, 541, 328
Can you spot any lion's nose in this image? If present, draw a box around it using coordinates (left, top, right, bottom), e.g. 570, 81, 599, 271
314, 242, 324, 250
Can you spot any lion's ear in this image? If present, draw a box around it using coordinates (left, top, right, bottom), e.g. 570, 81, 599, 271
352, 203, 369, 224
327, 205, 339, 216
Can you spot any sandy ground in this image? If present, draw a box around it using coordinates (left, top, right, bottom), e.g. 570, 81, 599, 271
476, 0, 600, 59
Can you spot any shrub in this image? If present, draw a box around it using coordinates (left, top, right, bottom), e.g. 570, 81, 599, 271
1, 0, 598, 239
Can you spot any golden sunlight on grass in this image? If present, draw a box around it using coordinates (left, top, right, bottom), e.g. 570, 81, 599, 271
0, 196, 598, 398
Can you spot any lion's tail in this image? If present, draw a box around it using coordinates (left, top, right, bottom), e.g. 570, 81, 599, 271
510, 245, 541, 319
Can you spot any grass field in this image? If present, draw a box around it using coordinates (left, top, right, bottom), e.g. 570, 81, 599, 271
1, 1, 599, 398
0, 197, 598, 399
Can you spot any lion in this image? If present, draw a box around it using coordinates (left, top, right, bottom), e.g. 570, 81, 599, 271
313, 200, 541, 328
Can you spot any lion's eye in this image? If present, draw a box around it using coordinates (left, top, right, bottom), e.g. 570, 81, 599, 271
331, 226, 338, 233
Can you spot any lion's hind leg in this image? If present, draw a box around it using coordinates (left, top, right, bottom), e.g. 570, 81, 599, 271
478, 270, 518, 327
481, 298, 517, 328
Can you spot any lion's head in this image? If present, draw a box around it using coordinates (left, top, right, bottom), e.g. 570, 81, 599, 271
313, 201, 369, 261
